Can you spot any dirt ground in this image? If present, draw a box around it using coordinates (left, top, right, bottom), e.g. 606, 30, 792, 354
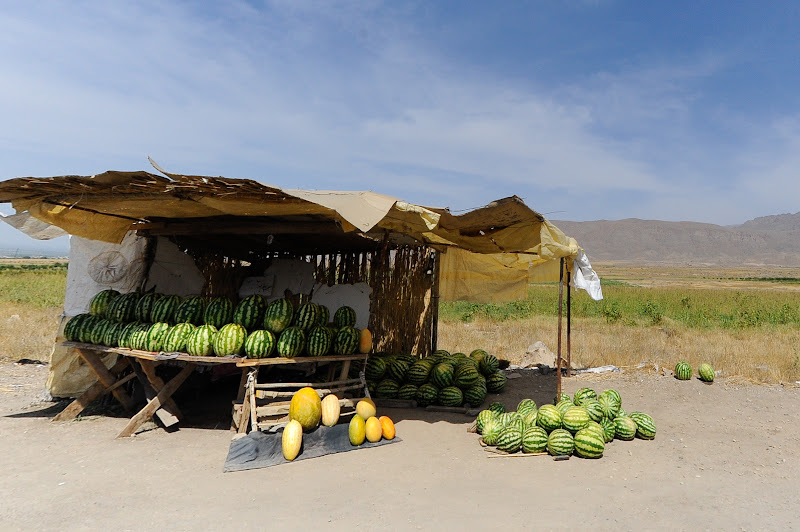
1, 362, 799, 531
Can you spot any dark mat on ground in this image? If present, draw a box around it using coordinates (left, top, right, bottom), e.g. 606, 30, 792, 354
223, 424, 401, 472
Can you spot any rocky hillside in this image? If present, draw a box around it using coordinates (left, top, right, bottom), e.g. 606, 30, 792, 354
553, 213, 800, 266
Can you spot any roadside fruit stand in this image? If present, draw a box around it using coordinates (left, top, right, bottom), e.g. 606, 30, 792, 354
0, 164, 601, 455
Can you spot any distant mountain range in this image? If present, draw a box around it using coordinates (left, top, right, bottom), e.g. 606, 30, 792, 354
553, 212, 800, 266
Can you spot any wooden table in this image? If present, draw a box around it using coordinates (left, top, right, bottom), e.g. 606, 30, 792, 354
53, 342, 370, 437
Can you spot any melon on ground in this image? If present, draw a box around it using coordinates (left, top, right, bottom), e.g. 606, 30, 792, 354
289, 387, 322, 431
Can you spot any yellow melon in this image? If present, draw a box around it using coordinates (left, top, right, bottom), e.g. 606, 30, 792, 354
289, 387, 322, 431
355, 398, 376, 420
282, 420, 303, 461
365, 416, 382, 442
379, 415, 396, 440
321, 394, 341, 427
349, 415, 366, 446
359, 329, 373, 354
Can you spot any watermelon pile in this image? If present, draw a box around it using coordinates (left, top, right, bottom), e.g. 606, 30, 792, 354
475, 387, 656, 459
65, 290, 363, 359
365, 349, 506, 408
674, 361, 716, 383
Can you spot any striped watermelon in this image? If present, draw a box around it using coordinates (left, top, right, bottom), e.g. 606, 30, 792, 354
629, 412, 657, 439
573, 387, 597, 405
306, 326, 332, 356
233, 294, 267, 331
454, 363, 481, 390
618, 407, 627, 418
547, 428, 574, 456
89, 319, 113, 345
574, 427, 605, 458
134, 292, 161, 322
333, 326, 359, 355
244, 329, 276, 358
101, 321, 125, 347
597, 391, 621, 419
316, 305, 330, 326
277, 326, 305, 357
145, 322, 171, 352
438, 386, 463, 407
415, 383, 438, 407
469, 348, 488, 361
481, 417, 502, 446
485, 370, 507, 393
89, 289, 120, 317
464, 381, 487, 407
600, 417, 616, 443
613, 416, 637, 441
214, 323, 247, 357
603, 388, 622, 405
151, 295, 181, 324
479, 353, 499, 375
431, 362, 455, 389
496, 426, 524, 453
162, 323, 196, 352
292, 302, 320, 331
582, 400, 605, 423
476, 409, 496, 434
452, 352, 467, 360
376, 378, 400, 399
536, 404, 562, 433
488, 402, 506, 415
129, 323, 152, 351
583, 420, 606, 441
365, 357, 387, 381
64, 314, 89, 341
522, 408, 538, 428
186, 325, 217, 357
173, 296, 206, 325
397, 384, 418, 401
203, 297, 234, 329
107, 292, 139, 323
116, 321, 142, 348
333, 306, 357, 328
521, 426, 549, 453
264, 298, 294, 334
517, 399, 537, 419
76, 316, 102, 343
556, 399, 575, 416
675, 361, 692, 380
506, 414, 525, 433
562, 406, 591, 433
407, 359, 434, 385
387, 358, 410, 382
554, 392, 571, 405
698, 363, 715, 382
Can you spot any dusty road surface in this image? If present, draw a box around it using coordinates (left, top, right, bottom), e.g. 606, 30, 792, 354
1, 362, 799, 531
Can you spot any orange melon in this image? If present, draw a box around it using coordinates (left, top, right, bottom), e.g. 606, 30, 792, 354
355, 398, 376, 420
359, 329, 373, 354
365, 416, 382, 442
289, 387, 322, 431
321, 394, 341, 427
379, 415, 395, 440
349, 415, 366, 446
282, 420, 303, 461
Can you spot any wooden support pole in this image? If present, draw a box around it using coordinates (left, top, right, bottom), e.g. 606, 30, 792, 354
78, 349, 136, 412
53, 358, 134, 422
117, 363, 196, 438
129, 360, 180, 429
556, 257, 564, 396
566, 261, 572, 378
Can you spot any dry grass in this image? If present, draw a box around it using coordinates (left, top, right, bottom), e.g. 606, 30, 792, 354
438, 316, 800, 384
0, 301, 62, 363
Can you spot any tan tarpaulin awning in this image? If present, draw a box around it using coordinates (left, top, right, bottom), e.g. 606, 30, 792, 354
0, 164, 584, 302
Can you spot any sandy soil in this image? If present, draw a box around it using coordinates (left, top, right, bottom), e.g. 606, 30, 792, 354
1, 362, 799, 531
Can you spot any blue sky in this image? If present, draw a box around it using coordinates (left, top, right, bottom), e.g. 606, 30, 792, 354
1, 1, 799, 253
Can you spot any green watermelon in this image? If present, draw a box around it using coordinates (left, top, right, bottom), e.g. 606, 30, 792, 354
387, 358, 411, 382
151, 295, 181, 324
485, 370, 507, 393
89, 289, 120, 317
555, 399, 575, 416
488, 402, 506, 415
407, 359, 434, 385
107, 292, 139, 323
333, 306, 357, 328
376, 378, 400, 399
454, 363, 481, 390
316, 305, 330, 326
264, 298, 294, 333
437, 386, 463, 407
134, 292, 161, 322
629, 412, 657, 439
476, 409, 496, 434
547, 428, 574, 456
397, 384, 418, 401
213, 323, 247, 357
292, 302, 320, 331
536, 404, 562, 433
100, 321, 125, 347
478, 353, 499, 375
128, 323, 152, 351
574, 427, 605, 458
243, 329, 276, 358
613, 416, 637, 441
481, 417, 502, 446
365, 357, 387, 382
162, 323, 196, 352
277, 326, 305, 357
431, 363, 455, 389
463, 381, 487, 407
496, 425, 524, 453
186, 325, 217, 357
516, 399, 537, 419
88, 319, 112, 345
145, 322, 171, 352
597, 391, 621, 419
600, 417, 616, 443
675, 361, 692, 380
582, 400, 605, 423
333, 326, 359, 355
202, 297, 234, 329
698, 363, 715, 382
562, 406, 590, 433
173, 296, 206, 325
573, 387, 597, 405
232, 294, 267, 331
554, 392, 571, 405
521, 426, 549, 453
116, 321, 142, 348
306, 326, 333, 356
415, 383, 438, 407
64, 314, 89, 341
